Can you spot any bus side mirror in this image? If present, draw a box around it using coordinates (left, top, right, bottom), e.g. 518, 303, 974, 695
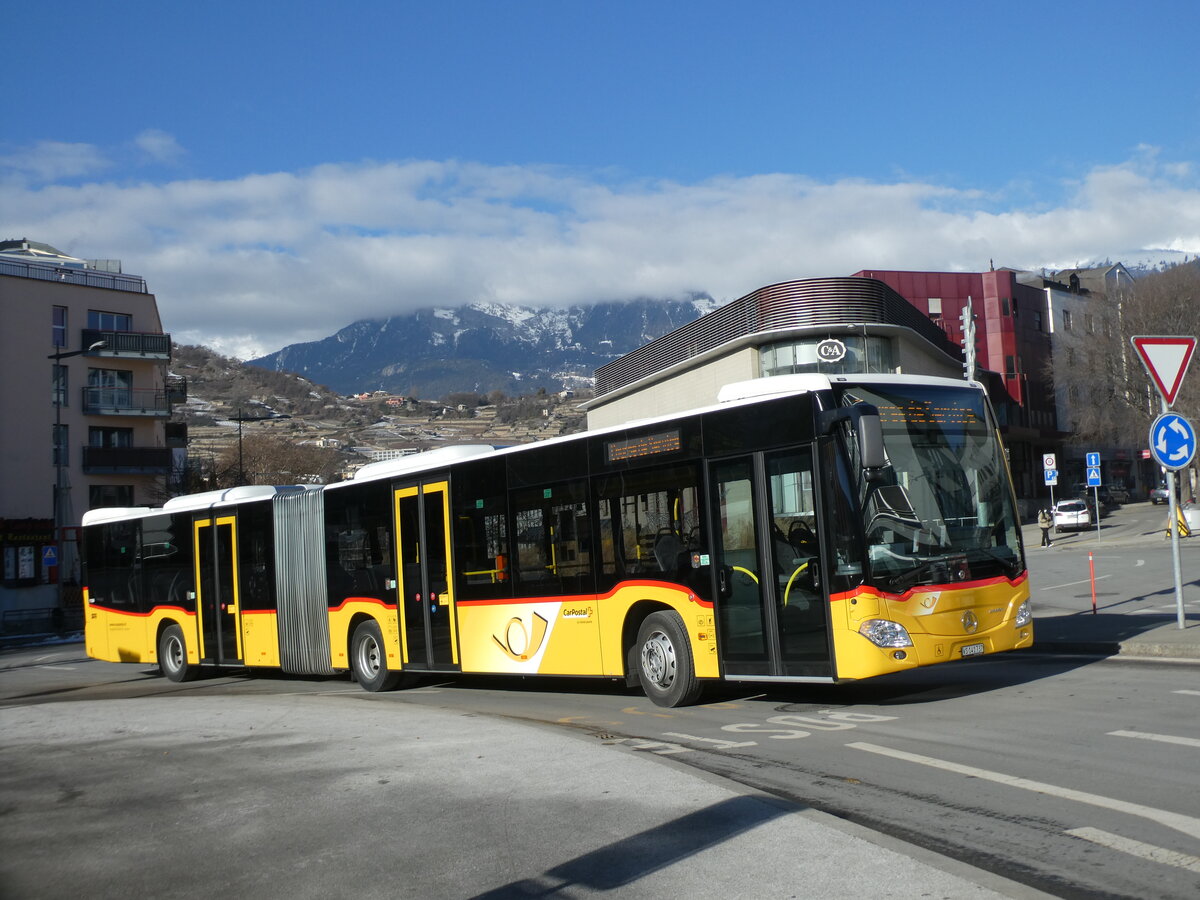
857, 410, 885, 470
819, 403, 886, 473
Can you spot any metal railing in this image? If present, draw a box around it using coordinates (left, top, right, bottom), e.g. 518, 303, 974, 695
82, 387, 172, 416
82, 329, 171, 358
82, 445, 173, 473
0, 258, 147, 293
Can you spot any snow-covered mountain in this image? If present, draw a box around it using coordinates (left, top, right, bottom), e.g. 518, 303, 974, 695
249, 295, 717, 398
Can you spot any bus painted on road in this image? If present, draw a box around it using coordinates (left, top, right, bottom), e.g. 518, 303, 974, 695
82, 374, 1032, 706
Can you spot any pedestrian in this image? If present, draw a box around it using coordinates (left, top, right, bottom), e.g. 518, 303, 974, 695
1037, 508, 1053, 547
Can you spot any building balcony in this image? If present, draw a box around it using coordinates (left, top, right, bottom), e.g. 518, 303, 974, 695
82, 446, 174, 475
83, 329, 171, 360
82, 387, 172, 417
165, 375, 187, 405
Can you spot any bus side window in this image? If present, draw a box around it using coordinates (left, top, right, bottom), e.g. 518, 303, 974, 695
451, 458, 511, 601
594, 464, 704, 595
511, 481, 592, 597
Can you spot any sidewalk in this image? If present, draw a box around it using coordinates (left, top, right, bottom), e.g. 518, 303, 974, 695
1021, 501, 1200, 662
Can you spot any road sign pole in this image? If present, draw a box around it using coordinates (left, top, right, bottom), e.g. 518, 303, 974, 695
1162, 398, 1186, 629
1094, 486, 1101, 545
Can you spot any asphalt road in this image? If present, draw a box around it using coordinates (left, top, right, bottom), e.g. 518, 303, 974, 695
3, 502, 1197, 899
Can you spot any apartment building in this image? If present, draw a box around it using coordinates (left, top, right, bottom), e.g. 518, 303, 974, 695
0, 239, 181, 623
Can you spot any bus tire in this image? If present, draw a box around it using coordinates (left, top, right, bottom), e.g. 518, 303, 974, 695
636, 611, 702, 708
350, 620, 401, 692
158, 623, 199, 683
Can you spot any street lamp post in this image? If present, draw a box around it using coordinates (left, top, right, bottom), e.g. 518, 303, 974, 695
47, 340, 105, 598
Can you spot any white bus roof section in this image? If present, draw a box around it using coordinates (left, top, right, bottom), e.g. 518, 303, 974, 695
717, 374, 833, 403
81, 507, 155, 526
162, 485, 301, 513
350, 445, 498, 484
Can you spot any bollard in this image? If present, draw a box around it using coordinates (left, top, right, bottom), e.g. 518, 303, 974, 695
1088, 550, 1097, 615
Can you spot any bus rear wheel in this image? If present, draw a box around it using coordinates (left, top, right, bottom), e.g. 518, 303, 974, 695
158, 623, 199, 683
636, 611, 702, 708
350, 620, 401, 692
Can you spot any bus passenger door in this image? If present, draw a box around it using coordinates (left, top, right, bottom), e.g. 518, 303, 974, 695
193, 516, 242, 665
708, 448, 830, 679
394, 479, 459, 670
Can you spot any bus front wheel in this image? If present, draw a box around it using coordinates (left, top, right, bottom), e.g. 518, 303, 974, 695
158, 623, 199, 683
636, 611, 702, 708
350, 620, 401, 692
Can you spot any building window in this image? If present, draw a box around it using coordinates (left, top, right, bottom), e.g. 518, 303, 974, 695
1001, 298, 1010, 316
1062, 309, 1072, 331
89, 427, 133, 448
89, 485, 134, 509
52, 425, 68, 467
1032, 310, 1043, 332
53, 306, 68, 347
88, 310, 132, 332
1005, 355, 1016, 378
1085, 314, 1094, 334
928, 298, 943, 316
53, 365, 68, 407
87, 368, 133, 407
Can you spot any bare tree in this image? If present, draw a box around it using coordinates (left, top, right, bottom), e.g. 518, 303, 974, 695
1056, 265, 1200, 494
212, 434, 347, 487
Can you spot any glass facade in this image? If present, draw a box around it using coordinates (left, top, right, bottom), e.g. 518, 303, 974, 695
759, 335, 895, 377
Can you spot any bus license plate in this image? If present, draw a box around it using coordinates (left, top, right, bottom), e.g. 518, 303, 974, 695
960, 642, 985, 657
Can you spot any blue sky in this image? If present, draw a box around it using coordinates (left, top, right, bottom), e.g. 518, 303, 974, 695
5, 0, 1200, 358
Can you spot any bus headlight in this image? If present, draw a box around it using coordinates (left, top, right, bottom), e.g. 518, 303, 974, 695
859, 619, 913, 648
1014, 600, 1032, 627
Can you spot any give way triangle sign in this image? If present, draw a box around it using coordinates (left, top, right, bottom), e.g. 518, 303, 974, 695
1131, 335, 1197, 406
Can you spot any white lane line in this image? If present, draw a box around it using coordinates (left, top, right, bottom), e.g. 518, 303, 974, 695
1067, 827, 1200, 874
1040, 574, 1113, 590
847, 741, 1200, 841
1108, 729, 1200, 749
1175, 690, 1200, 697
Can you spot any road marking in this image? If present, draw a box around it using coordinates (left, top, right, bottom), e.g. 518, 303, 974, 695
619, 738, 692, 755
1175, 690, 1200, 697
1067, 827, 1200, 874
1108, 729, 1200, 749
663, 732, 757, 750
848, 741, 1200, 841
1041, 574, 1112, 590
621, 706, 673, 719
1135, 559, 1145, 567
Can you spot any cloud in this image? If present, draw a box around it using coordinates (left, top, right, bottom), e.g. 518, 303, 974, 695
0, 140, 111, 183
133, 129, 185, 166
2, 152, 1199, 359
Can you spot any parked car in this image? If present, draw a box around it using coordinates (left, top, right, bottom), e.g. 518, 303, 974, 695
1071, 483, 1113, 515
1053, 499, 1091, 533
1150, 485, 1171, 504
1107, 485, 1130, 504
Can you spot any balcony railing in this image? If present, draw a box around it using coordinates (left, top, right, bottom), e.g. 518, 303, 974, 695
82, 446, 173, 474
0, 257, 148, 293
82, 387, 172, 417
83, 329, 171, 360
166, 375, 187, 405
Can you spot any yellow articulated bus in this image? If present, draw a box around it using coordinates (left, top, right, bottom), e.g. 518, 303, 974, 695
82, 374, 1032, 707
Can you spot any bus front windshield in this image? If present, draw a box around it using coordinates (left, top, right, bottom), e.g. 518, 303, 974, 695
838, 384, 1024, 592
